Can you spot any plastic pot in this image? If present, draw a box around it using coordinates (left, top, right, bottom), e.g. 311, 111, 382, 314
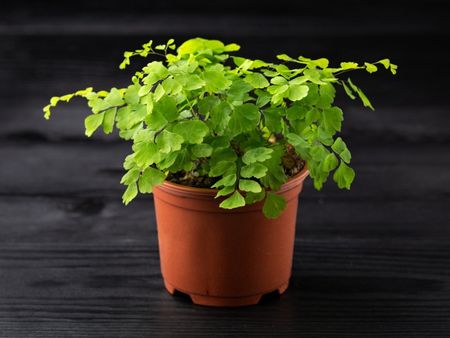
152, 167, 309, 307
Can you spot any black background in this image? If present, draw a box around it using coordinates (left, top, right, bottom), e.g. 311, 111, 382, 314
0, 1, 449, 336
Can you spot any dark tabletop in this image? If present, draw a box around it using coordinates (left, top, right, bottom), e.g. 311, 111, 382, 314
0, 1, 449, 337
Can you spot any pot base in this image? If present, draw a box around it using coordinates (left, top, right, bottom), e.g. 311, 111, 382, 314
164, 280, 289, 307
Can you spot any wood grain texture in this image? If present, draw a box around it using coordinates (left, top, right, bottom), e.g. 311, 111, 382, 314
0, 240, 449, 337
1, 1, 449, 336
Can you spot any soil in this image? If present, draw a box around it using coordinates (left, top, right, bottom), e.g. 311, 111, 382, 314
282, 144, 306, 178
167, 170, 220, 188
167, 145, 305, 188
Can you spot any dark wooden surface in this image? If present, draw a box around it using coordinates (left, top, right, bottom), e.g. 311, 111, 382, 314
1, 1, 449, 336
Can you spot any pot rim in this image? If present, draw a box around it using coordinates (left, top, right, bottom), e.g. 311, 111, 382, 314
156, 165, 309, 197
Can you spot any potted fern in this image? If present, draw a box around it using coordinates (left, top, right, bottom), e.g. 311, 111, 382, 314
43, 38, 397, 307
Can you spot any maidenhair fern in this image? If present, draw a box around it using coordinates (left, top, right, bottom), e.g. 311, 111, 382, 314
43, 37, 397, 218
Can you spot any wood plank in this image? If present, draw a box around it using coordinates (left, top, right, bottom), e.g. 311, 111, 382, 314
0, 194, 449, 243
0, 142, 448, 197
0, 3, 448, 336
3, 99, 449, 143
1, 34, 445, 93
0, 240, 449, 336
2, 0, 446, 16
0, 142, 129, 195
1, 34, 448, 140
1, 12, 446, 36
1, 0, 447, 40
0, 34, 447, 110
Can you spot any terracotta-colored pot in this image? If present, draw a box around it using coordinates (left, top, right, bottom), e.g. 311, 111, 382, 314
152, 167, 309, 307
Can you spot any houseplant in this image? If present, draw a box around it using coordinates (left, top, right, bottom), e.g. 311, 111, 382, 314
43, 38, 397, 306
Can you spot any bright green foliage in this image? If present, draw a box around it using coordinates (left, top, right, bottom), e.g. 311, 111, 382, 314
241, 163, 268, 178
43, 37, 396, 219
242, 147, 273, 164
321, 107, 343, 133
262, 192, 287, 219
215, 185, 235, 197
156, 130, 184, 153
364, 62, 378, 73
84, 113, 104, 137
172, 120, 209, 144
288, 85, 309, 101
227, 103, 260, 136
122, 183, 138, 205
220, 191, 246, 209
203, 66, 232, 93
347, 78, 374, 110
239, 179, 262, 193
120, 167, 140, 185
138, 167, 166, 193
332, 137, 351, 163
245, 190, 266, 204
212, 173, 237, 189
244, 73, 270, 88
260, 146, 287, 191
191, 143, 213, 157
102, 108, 116, 134
333, 162, 356, 189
